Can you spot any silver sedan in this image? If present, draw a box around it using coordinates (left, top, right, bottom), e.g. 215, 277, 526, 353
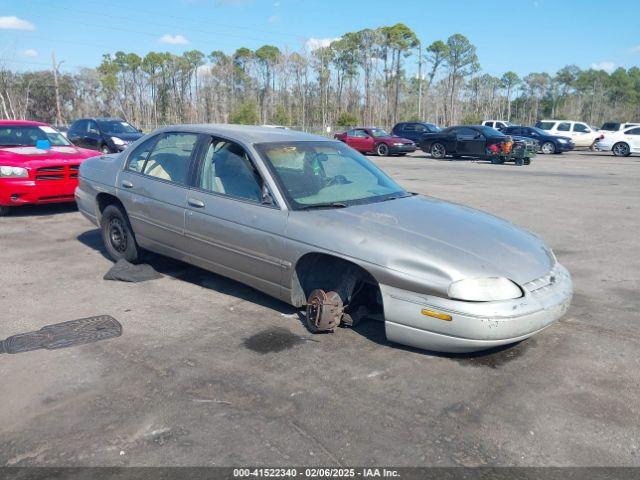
76, 125, 572, 353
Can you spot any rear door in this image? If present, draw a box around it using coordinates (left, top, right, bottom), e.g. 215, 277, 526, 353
117, 131, 200, 255
183, 136, 287, 299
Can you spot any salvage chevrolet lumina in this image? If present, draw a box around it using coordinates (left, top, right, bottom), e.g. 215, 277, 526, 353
76, 125, 572, 353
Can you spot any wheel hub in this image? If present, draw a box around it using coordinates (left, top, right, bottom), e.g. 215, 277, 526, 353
109, 218, 127, 253
305, 289, 344, 333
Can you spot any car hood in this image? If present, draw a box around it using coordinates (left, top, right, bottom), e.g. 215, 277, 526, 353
105, 132, 144, 142
0, 145, 100, 166
288, 195, 554, 291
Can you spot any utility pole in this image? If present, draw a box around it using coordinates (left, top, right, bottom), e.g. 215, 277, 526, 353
417, 43, 423, 119
51, 51, 63, 126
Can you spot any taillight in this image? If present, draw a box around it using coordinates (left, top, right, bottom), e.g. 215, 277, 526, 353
488, 144, 499, 153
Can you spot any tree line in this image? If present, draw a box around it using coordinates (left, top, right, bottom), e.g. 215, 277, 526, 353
1, 24, 639, 131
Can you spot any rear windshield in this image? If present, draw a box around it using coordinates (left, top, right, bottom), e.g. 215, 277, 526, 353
536, 121, 555, 130
601, 123, 621, 131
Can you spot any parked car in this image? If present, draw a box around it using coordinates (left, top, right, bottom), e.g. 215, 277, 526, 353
391, 122, 440, 144
481, 120, 513, 132
76, 125, 572, 353
534, 120, 603, 148
67, 117, 144, 154
419, 125, 534, 164
0, 120, 100, 216
334, 127, 416, 156
599, 122, 640, 133
503, 126, 574, 154
594, 125, 640, 156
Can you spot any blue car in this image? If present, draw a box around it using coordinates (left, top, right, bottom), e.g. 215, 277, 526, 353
392, 122, 441, 144
503, 126, 574, 154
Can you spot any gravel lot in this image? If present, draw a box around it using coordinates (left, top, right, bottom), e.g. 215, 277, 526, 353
0, 150, 638, 467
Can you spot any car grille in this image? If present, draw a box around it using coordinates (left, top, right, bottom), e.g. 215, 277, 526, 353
36, 164, 80, 182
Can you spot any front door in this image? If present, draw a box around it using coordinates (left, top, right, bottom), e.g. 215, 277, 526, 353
183, 136, 288, 299
117, 132, 200, 257
456, 127, 485, 156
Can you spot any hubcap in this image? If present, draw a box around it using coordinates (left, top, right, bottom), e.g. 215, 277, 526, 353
432, 144, 445, 157
108, 218, 127, 253
614, 144, 628, 155
542, 143, 554, 154
378, 144, 388, 155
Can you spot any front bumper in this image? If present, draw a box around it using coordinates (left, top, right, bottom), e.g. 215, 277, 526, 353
555, 142, 574, 152
389, 144, 417, 154
0, 177, 79, 206
380, 264, 573, 353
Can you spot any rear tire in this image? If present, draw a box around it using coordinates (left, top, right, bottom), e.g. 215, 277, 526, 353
430, 142, 446, 159
376, 143, 389, 156
612, 142, 631, 157
541, 141, 556, 154
0, 205, 10, 216
101, 204, 140, 263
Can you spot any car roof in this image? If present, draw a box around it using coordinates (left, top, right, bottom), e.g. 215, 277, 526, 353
0, 119, 48, 126
152, 124, 329, 144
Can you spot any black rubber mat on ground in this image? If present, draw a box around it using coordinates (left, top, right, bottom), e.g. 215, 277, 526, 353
103, 259, 163, 282
0, 315, 122, 354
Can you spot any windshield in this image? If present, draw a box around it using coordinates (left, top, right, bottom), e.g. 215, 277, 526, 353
0, 125, 71, 147
256, 141, 408, 209
370, 128, 391, 138
97, 120, 138, 134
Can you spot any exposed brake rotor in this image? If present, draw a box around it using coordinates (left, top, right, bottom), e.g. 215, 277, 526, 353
305, 289, 344, 333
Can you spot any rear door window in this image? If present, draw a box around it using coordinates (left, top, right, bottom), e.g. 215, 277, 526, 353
536, 122, 555, 130
557, 122, 571, 132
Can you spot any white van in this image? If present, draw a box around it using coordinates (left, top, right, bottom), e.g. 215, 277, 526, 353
535, 120, 602, 148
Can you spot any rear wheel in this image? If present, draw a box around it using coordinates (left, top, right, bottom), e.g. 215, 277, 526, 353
430, 142, 446, 159
0, 205, 10, 216
101, 204, 140, 263
376, 143, 389, 156
612, 142, 631, 157
541, 141, 556, 154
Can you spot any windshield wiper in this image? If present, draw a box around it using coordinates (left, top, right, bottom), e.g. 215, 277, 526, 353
299, 202, 348, 210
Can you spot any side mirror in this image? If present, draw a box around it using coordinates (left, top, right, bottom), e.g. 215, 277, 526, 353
261, 185, 274, 205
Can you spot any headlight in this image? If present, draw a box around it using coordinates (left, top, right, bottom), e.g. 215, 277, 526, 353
448, 277, 523, 302
0, 166, 28, 178
111, 136, 125, 146
557, 138, 567, 143
393, 142, 405, 146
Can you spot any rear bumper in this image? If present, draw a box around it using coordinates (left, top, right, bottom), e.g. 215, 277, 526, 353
380, 264, 573, 353
0, 178, 78, 206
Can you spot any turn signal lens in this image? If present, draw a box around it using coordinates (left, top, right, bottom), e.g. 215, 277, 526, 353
421, 309, 452, 321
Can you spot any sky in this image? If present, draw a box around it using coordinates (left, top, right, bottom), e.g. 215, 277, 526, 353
1, 0, 639, 77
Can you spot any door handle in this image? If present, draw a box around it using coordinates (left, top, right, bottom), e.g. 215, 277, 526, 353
188, 198, 205, 208
121, 180, 133, 188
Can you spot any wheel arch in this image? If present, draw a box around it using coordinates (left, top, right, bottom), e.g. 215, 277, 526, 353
289, 251, 383, 310
96, 193, 126, 223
